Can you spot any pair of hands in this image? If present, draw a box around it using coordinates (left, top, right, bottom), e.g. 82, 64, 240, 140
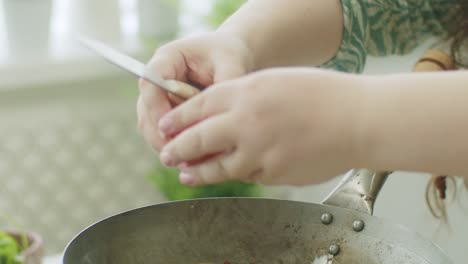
138, 32, 365, 186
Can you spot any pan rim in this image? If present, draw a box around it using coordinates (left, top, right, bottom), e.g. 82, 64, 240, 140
63, 197, 453, 264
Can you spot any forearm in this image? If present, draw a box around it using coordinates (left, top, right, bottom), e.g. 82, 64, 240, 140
357, 72, 468, 176
218, 0, 343, 70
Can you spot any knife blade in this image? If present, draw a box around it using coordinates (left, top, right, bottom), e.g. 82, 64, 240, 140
77, 36, 199, 100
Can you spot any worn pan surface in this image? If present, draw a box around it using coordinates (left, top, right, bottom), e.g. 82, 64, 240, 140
63, 169, 453, 264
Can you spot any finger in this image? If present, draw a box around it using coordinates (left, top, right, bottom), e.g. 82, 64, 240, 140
137, 95, 167, 150
139, 48, 187, 120
147, 53, 190, 99
168, 93, 185, 106
158, 83, 235, 136
160, 115, 236, 166
137, 95, 145, 130
148, 47, 187, 82
139, 77, 172, 124
178, 149, 252, 186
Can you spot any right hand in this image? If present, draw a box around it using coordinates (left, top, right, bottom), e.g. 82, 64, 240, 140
137, 32, 254, 152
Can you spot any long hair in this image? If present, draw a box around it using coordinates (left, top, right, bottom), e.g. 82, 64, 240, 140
451, 0, 468, 66
424, 2, 468, 220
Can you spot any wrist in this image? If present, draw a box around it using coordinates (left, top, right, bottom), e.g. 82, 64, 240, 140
346, 75, 379, 170
213, 24, 256, 74
349, 75, 407, 172
215, 26, 260, 73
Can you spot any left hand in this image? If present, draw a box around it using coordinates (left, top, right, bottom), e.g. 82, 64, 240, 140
158, 68, 366, 186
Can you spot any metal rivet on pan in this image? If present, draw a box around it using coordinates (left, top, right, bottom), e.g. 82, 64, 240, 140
320, 213, 333, 225
328, 244, 340, 256
352, 220, 365, 232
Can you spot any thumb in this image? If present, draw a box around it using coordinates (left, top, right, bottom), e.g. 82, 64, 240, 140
147, 51, 188, 106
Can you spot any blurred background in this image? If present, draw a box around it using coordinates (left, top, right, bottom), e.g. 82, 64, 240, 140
0, 0, 466, 263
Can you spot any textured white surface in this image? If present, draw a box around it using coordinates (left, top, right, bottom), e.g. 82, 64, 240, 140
0, 75, 164, 254
44, 255, 62, 264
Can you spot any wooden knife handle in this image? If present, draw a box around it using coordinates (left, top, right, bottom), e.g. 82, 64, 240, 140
166, 80, 201, 99
166, 80, 201, 105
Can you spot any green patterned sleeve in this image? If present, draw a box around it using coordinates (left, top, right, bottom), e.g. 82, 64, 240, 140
321, 0, 458, 73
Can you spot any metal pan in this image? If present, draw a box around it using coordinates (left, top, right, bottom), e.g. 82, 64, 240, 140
63, 169, 453, 264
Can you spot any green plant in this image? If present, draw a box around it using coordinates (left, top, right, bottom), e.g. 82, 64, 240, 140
147, 163, 263, 201
0, 231, 21, 264
206, 0, 246, 27
0, 213, 28, 264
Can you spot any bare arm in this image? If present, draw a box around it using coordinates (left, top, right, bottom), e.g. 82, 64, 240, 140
218, 0, 344, 70
357, 71, 468, 176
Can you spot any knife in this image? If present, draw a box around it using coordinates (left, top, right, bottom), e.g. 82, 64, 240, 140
77, 36, 200, 101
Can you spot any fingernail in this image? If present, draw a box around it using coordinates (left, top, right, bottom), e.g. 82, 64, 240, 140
159, 130, 167, 140
160, 151, 174, 166
159, 117, 172, 134
178, 162, 189, 170
179, 172, 195, 185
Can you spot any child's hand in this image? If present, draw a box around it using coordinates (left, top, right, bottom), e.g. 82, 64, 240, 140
158, 68, 368, 186
138, 32, 253, 151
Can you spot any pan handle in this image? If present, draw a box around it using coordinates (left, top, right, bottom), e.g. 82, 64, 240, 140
321, 169, 393, 215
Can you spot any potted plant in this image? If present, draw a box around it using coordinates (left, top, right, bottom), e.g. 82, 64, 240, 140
2, 0, 53, 59
147, 162, 263, 201
0, 213, 43, 264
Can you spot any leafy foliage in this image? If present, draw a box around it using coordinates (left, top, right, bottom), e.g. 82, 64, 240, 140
0, 231, 21, 264
0, 213, 28, 264
147, 164, 262, 201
